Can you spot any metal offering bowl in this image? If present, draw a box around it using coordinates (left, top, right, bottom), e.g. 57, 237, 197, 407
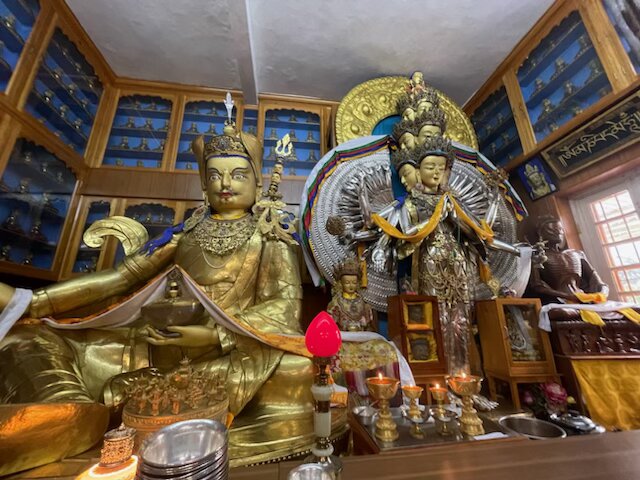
499, 415, 567, 440
139, 419, 227, 467
141, 297, 205, 331
446, 375, 482, 396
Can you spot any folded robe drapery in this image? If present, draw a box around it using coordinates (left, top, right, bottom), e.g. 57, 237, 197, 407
0, 266, 415, 386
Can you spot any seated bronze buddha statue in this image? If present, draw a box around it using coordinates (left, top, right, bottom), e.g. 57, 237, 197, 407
0, 120, 349, 474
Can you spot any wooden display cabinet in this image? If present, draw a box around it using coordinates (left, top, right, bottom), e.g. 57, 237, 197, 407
476, 298, 558, 409
257, 97, 333, 178
464, 0, 640, 172
387, 295, 446, 400
60, 195, 122, 278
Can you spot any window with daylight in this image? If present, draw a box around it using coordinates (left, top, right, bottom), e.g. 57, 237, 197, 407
571, 176, 640, 302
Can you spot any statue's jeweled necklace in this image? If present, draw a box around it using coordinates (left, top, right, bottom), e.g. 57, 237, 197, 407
192, 214, 257, 257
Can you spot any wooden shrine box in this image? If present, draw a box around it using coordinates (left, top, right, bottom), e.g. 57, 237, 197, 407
388, 295, 446, 399
476, 298, 558, 409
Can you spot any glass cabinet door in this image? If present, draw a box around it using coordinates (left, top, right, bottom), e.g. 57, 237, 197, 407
0, 0, 40, 92
113, 201, 176, 264
602, 0, 640, 73
26, 28, 103, 154
263, 108, 321, 177
176, 99, 227, 171
102, 95, 172, 169
0, 138, 76, 270
470, 86, 523, 167
69, 198, 113, 274
503, 303, 546, 362
517, 11, 612, 142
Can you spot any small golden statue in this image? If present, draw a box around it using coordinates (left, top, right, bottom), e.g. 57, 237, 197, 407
327, 258, 375, 332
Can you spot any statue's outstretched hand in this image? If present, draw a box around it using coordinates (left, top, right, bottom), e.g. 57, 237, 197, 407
141, 325, 219, 348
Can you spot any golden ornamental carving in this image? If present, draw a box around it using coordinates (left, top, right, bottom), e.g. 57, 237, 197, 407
83, 216, 149, 256
335, 75, 478, 150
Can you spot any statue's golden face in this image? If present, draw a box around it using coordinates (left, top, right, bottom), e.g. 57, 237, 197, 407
398, 164, 419, 191
416, 124, 442, 145
416, 99, 433, 117
399, 131, 416, 150
419, 155, 447, 192
341, 274, 358, 294
402, 107, 416, 122
206, 155, 256, 217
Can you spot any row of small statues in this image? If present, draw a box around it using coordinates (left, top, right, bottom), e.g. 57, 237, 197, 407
565, 330, 640, 354
521, 29, 589, 74
124, 359, 227, 417
265, 147, 318, 163
266, 111, 317, 123
114, 137, 165, 152
118, 117, 170, 131
268, 128, 317, 143
2, 210, 49, 242
40, 90, 90, 130
123, 100, 170, 112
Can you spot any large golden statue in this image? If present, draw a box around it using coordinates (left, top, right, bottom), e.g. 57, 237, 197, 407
0, 108, 346, 473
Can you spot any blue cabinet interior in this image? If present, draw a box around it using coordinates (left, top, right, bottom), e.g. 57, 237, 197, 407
471, 86, 523, 167
26, 27, 103, 154
176, 100, 227, 171
103, 95, 172, 169
517, 11, 612, 142
0, 138, 76, 270
71, 199, 110, 273
263, 108, 321, 177
0, 0, 39, 92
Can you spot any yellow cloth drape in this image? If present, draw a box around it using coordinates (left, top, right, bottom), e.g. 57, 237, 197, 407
371, 193, 494, 244
572, 292, 640, 326
571, 359, 640, 430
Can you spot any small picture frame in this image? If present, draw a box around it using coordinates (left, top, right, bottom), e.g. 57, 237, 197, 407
516, 157, 558, 201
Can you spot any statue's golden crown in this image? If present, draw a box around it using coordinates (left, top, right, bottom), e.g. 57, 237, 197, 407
392, 106, 447, 141
391, 133, 454, 171
202, 123, 249, 159
334, 257, 361, 278
396, 85, 440, 114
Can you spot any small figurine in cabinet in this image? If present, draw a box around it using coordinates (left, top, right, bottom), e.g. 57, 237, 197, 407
289, 129, 298, 141
143, 119, 154, 130
577, 35, 589, 55
327, 257, 375, 332
148, 101, 157, 111
0, 245, 11, 261
187, 122, 199, 133
563, 81, 576, 98
288, 113, 298, 122
2, 210, 22, 233
306, 131, 315, 143
160, 120, 170, 131
136, 160, 145, 168
22, 252, 34, 266
138, 138, 150, 151
588, 60, 603, 81
73, 119, 83, 130
551, 58, 567, 80
115, 158, 124, 166
18, 178, 30, 194
55, 172, 64, 183
23, 151, 33, 164
30, 221, 47, 243
541, 98, 554, 116
2, 14, 16, 31
207, 124, 217, 134
43, 90, 54, 103
308, 151, 318, 162
153, 140, 165, 152
268, 128, 278, 139
118, 137, 130, 149
59, 105, 69, 119
533, 78, 545, 95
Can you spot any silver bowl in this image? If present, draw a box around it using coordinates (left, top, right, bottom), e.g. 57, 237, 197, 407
139, 419, 227, 468
288, 463, 334, 480
499, 415, 567, 440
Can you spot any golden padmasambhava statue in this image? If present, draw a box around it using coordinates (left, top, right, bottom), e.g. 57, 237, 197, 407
327, 258, 375, 332
0, 98, 345, 473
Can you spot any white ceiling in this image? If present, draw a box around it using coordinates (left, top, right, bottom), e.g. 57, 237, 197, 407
66, 0, 554, 105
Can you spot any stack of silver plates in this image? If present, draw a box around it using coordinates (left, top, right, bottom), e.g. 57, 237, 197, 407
137, 419, 228, 480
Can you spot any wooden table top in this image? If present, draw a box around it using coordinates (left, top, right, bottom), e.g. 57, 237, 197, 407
10, 430, 640, 480
234, 430, 640, 480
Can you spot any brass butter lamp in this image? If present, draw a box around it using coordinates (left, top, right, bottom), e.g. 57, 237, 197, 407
366, 373, 400, 442
446, 374, 485, 436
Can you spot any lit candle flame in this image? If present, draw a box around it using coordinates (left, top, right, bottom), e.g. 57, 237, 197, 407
435, 383, 440, 389
378, 371, 383, 381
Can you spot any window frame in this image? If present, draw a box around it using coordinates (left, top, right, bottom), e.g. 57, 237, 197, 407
569, 172, 640, 301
